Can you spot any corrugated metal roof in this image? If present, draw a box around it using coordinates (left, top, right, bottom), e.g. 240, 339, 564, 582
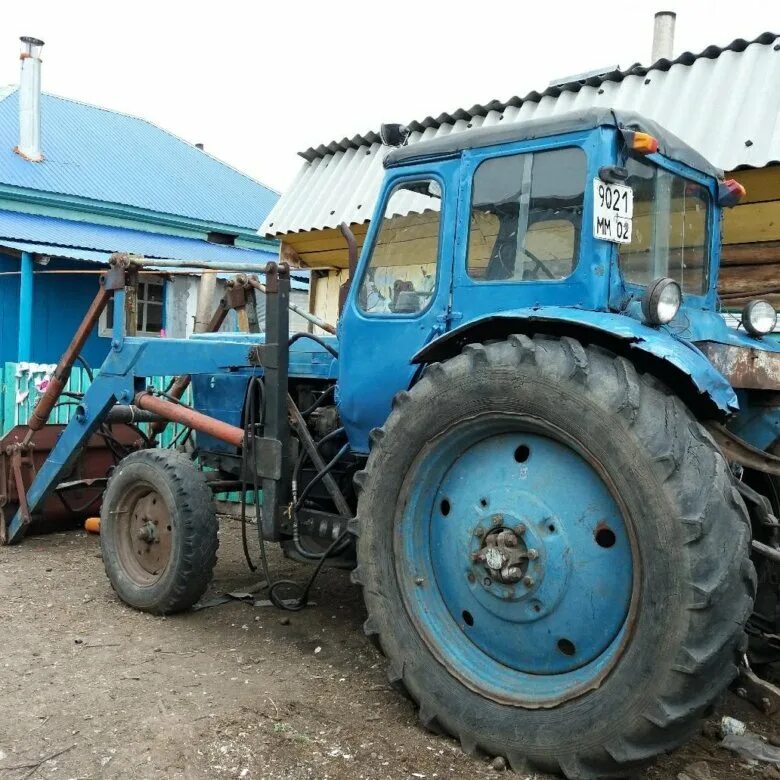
262, 31, 780, 239
0, 239, 113, 264
0, 209, 278, 265
0, 89, 279, 231
0, 224, 308, 289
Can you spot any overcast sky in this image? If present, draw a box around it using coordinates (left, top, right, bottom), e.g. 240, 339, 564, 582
0, 1, 777, 193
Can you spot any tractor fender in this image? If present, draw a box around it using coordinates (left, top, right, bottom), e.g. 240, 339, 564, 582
412, 306, 738, 418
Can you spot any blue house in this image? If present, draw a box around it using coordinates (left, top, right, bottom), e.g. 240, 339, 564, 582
0, 37, 284, 370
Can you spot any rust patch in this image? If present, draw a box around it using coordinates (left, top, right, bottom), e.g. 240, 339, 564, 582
697, 341, 780, 391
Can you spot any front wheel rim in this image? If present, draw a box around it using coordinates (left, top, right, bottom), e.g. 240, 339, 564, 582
114, 484, 174, 586
395, 412, 638, 707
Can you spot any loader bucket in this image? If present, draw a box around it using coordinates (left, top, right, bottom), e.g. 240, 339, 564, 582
0, 423, 142, 537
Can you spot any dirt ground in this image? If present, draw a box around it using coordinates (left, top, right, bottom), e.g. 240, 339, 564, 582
0, 518, 777, 780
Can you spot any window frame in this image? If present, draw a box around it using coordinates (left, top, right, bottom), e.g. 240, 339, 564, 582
356, 175, 446, 320
616, 152, 715, 301
464, 145, 588, 285
99, 275, 166, 338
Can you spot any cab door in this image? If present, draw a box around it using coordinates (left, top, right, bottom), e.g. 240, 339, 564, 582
450, 129, 612, 318
338, 158, 460, 453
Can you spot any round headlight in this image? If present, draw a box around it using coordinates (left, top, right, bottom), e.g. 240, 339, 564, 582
642, 277, 681, 326
742, 299, 777, 337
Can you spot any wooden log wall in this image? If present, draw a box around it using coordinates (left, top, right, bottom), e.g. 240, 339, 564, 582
720, 166, 780, 307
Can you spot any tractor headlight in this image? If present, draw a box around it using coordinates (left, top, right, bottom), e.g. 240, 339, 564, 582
742, 300, 777, 337
642, 277, 681, 326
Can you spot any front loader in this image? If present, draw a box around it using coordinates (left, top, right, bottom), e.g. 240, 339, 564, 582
6, 108, 780, 778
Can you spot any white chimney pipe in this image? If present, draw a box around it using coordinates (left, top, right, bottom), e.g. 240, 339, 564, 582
651, 11, 676, 62
16, 36, 45, 162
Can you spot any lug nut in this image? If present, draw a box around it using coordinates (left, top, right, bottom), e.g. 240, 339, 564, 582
474, 526, 485, 538
483, 577, 492, 587
523, 575, 535, 588
527, 548, 539, 560
414, 576, 425, 586
491, 514, 503, 525
515, 523, 526, 535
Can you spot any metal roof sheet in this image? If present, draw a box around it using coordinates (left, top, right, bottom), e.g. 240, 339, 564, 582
0, 225, 309, 289
0, 90, 279, 231
0, 209, 277, 265
261, 31, 780, 239
0, 239, 112, 264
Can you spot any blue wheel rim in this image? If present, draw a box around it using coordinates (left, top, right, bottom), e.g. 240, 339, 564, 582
396, 413, 636, 707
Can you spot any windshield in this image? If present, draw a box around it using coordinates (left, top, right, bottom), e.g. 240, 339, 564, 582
618, 157, 710, 295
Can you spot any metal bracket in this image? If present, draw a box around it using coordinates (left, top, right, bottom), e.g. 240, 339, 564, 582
736, 479, 779, 526
103, 263, 127, 291
248, 344, 278, 369
705, 422, 780, 477
5, 446, 37, 542
735, 663, 780, 718
250, 436, 282, 480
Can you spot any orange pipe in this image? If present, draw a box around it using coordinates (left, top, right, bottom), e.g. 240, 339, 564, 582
134, 392, 245, 448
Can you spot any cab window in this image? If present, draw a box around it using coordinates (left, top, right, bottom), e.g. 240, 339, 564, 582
618, 158, 709, 294
358, 180, 442, 315
467, 147, 586, 281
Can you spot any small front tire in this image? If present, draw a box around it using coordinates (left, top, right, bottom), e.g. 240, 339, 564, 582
100, 449, 218, 614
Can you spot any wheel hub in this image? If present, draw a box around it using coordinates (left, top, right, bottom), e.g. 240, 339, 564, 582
402, 426, 634, 685
472, 523, 535, 585
125, 489, 172, 579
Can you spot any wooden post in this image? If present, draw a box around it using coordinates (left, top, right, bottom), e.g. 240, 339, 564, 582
193, 271, 218, 334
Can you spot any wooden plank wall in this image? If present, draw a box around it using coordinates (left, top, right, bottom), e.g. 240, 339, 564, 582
720, 167, 780, 307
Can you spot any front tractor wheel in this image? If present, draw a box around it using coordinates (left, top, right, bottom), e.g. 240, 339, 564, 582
353, 335, 755, 778
100, 449, 218, 614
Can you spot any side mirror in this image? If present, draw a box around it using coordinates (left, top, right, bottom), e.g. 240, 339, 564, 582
380, 123, 410, 147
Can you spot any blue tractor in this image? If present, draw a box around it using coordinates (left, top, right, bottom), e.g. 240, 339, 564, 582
5, 108, 780, 777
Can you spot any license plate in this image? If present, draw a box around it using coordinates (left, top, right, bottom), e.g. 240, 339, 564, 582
593, 179, 633, 244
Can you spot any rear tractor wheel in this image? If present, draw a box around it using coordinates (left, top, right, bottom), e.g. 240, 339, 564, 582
100, 449, 218, 614
353, 335, 755, 778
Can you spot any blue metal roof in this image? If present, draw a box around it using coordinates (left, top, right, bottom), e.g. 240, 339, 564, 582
0, 234, 309, 290
0, 209, 316, 285
0, 89, 278, 231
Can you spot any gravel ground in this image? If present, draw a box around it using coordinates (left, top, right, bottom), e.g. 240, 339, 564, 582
0, 518, 777, 780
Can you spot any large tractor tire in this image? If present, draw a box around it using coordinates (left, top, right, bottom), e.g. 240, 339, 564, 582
100, 449, 218, 614
352, 335, 755, 778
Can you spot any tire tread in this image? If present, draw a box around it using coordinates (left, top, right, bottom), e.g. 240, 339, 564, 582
354, 335, 754, 779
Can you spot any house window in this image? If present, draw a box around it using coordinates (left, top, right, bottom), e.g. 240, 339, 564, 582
100, 276, 165, 337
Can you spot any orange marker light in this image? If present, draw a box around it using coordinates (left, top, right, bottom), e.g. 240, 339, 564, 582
718, 179, 746, 207
631, 132, 660, 154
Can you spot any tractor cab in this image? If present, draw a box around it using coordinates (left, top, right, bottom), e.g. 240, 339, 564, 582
337, 108, 776, 450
